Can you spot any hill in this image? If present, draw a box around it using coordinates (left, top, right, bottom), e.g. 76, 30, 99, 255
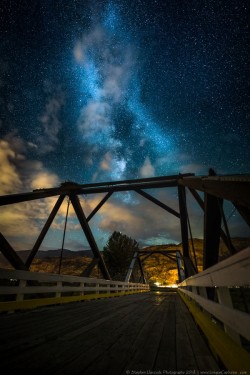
0, 238, 249, 284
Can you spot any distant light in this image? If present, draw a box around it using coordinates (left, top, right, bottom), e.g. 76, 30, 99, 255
155, 282, 160, 286
168, 284, 178, 288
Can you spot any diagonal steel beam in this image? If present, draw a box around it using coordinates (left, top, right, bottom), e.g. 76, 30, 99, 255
188, 188, 204, 210
0, 233, 27, 270
87, 192, 113, 222
234, 204, 250, 228
81, 258, 100, 277
25, 195, 65, 268
135, 189, 180, 218
188, 188, 236, 254
204, 194, 222, 269
69, 194, 111, 280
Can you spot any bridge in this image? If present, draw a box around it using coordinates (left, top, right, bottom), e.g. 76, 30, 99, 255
0, 173, 250, 373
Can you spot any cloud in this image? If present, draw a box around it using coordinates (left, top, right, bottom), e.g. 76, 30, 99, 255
100, 152, 112, 171
79, 190, 182, 247
31, 171, 59, 190
37, 83, 65, 154
0, 139, 23, 195
139, 157, 155, 178
0, 136, 62, 250
92, 152, 127, 181
179, 163, 207, 174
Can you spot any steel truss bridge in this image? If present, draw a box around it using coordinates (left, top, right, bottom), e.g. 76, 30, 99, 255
0, 172, 249, 373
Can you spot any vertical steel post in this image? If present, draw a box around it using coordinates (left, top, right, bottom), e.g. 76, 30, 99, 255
125, 251, 138, 282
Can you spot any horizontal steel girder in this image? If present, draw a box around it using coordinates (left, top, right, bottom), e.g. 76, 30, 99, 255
179, 176, 250, 207
0, 174, 194, 206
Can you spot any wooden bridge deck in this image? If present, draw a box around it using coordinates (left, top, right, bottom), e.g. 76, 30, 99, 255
0, 292, 219, 374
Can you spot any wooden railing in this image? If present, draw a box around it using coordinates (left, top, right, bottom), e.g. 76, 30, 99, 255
178, 246, 250, 372
0, 268, 149, 312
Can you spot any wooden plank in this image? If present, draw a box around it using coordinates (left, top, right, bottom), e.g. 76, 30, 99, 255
177, 294, 219, 371
0, 292, 221, 373
123, 293, 170, 372
154, 293, 177, 370
175, 294, 198, 371
0, 294, 152, 354
59, 294, 158, 374
0, 294, 154, 372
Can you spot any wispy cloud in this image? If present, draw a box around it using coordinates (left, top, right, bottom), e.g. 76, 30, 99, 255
37, 82, 65, 154
139, 156, 155, 178
0, 135, 61, 249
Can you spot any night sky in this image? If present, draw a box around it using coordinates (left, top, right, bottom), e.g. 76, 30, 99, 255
0, 0, 249, 252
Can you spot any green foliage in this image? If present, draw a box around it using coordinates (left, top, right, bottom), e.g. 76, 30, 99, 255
103, 231, 139, 281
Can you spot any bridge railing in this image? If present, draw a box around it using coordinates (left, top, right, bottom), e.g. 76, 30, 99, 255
178, 246, 250, 370
0, 268, 149, 312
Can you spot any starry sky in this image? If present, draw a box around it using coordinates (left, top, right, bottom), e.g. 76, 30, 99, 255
0, 0, 249, 252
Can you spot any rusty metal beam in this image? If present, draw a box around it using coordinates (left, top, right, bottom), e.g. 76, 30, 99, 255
69, 194, 111, 280
25, 195, 65, 268
135, 189, 180, 218
0, 233, 27, 270
87, 192, 113, 222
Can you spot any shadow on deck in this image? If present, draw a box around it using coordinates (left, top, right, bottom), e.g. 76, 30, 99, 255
0, 292, 219, 374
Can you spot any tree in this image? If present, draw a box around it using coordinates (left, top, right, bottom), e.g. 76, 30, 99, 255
103, 231, 139, 281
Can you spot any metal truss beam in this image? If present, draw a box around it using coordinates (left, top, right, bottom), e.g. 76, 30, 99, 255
204, 194, 222, 269
234, 204, 250, 228
137, 257, 146, 284
0, 173, 194, 206
0, 233, 27, 270
178, 186, 197, 277
135, 189, 180, 218
26, 195, 65, 268
125, 252, 138, 282
81, 258, 100, 277
179, 176, 250, 207
87, 192, 113, 222
178, 186, 189, 259
188, 188, 236, 255
69, 194, 111, 280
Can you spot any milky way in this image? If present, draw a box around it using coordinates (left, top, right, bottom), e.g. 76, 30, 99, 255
0, 0, 249, 250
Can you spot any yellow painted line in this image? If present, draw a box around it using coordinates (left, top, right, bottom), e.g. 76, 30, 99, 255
178, 290, 250, 373
0, 290, 149, 312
